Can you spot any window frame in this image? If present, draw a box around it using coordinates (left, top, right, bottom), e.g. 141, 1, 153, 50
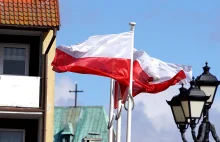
0, 128, 25, 142
0, 43, 30, 76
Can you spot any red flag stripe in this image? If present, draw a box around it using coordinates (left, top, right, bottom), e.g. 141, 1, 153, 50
52, 49, 131, 86
114, 61, 187, 108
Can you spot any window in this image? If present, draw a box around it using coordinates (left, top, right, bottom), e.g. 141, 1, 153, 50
0, 43, 29, 76
62, 135, 70, 142
0, 129, 25, 142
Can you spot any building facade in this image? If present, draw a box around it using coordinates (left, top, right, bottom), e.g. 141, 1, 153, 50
54, 106, 110, 142
0, 0, 60, 141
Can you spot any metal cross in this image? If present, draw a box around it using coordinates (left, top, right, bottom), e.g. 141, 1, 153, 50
69, 82, 84, 107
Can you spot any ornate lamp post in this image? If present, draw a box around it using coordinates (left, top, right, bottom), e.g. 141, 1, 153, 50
195, 62, 220, 141
167, 86, 188, 142
167, 62, 220, 142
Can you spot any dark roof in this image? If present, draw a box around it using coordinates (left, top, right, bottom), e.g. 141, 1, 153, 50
54, 106, 109, 142
0, 0, 60, 29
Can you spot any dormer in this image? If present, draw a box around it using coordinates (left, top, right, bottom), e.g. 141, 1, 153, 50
61, 123, 74, 142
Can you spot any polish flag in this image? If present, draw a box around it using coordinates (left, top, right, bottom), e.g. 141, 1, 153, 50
51, 31, 134, 86
114, 49, 192, 108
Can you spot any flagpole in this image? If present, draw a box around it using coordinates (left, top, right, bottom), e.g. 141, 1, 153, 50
126, 22, 136, 142
108, 79, 115, 142
116, 99, 122, 142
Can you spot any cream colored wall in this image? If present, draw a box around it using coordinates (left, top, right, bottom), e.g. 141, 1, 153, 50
42, 30, 56, 142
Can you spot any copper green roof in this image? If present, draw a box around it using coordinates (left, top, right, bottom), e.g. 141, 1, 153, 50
54, 106, 109, 142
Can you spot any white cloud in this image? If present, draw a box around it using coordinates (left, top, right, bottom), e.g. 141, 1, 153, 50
55, 76, 220, 142
54, 76, 76, 106
133, 86, 180, 131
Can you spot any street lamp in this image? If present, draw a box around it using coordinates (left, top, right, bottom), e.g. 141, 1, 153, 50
166, 62, 220, 142
179, 77, 209, 124
167, 86, 188, 142
167, 81, 208, 142
196, 62, 220, 107
167, 93, 187, 127
195, 62, 220, 141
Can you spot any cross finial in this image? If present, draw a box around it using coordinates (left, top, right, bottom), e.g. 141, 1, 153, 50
190, 76, 196, 88
203, 61, 210, 74
69, 82, 84, 107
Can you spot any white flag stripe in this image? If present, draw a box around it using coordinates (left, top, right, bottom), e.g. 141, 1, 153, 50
57, 31, 133, 59
134, 50, 192, 84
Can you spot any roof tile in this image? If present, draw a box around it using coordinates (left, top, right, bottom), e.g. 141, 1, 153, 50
0, 0, 60, 29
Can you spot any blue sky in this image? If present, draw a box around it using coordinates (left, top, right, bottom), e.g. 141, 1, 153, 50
55, 0, 220, 141
56, 0, 220, 106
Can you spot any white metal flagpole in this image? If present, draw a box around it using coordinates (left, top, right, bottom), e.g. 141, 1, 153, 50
108, 78, 115, 142
115, 80, 122, 142
116, 98, 122, 142
126, 22, 136, 142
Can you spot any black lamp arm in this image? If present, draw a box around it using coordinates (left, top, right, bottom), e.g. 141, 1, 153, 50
190, 119, 206, 142
210, 122, 220, 142
180, 129, 188, 142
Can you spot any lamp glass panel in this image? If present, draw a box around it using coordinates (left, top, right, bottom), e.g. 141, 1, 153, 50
189, 101, 204, 118
200, 86, 216, 103
181, 101, 189, 118
172, 106, 185, 122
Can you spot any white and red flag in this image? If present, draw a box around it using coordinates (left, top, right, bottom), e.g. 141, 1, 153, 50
114, 49, 192, 108
51, 31, 134, 86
